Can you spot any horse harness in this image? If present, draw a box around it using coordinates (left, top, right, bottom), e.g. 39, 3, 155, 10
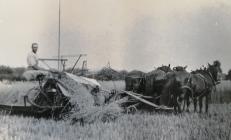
183, 72, 212, 101
196, 74, 211, 99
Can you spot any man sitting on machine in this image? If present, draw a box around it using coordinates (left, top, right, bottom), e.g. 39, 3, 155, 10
23, 43, 56, 81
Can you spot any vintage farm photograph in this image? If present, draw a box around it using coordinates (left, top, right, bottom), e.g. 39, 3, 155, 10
0, 0, 231, 140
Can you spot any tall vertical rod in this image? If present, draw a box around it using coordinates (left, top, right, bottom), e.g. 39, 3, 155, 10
58, 0, 61, 70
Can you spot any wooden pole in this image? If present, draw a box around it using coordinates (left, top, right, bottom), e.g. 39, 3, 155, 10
121, 90, 174, 110
58, 0, 61, 70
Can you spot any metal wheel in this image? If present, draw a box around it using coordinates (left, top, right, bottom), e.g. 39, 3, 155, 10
25, 87, 41, 103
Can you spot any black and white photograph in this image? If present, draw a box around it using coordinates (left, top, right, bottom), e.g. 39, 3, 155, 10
0, 0, 231, 139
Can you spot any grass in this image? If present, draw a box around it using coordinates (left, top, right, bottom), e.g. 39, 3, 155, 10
0, 80, 231, 140
0, 104, 230, 140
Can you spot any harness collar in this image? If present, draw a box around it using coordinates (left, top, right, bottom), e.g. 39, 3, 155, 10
207, 71, 217, 86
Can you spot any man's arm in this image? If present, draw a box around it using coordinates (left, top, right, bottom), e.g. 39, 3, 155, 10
27, 54, 47, 71
31, 65, 46, 71
37, 59, 60, 72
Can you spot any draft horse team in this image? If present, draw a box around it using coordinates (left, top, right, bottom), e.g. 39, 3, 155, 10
125, 61, 222, 113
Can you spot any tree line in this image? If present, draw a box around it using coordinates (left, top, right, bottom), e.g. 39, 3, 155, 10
0, 66, 26, 81
1, 64, 231, 81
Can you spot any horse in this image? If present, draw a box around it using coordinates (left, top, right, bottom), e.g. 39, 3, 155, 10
173, 66, 187, 72
143, 65, 186, 106
125, 70, 146, 93
159, 73, 183, 113
157, 64, 172, 73
125, 65, 172, 99
181, 63, 221, 113
144, 65, 173, 104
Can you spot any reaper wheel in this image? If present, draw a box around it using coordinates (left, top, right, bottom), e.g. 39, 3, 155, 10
25, 86, 52, 107
24, 87, 41, 105
25, 81, 57, 107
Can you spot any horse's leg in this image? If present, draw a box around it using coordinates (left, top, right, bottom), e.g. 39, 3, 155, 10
199, 96, 203, 113
177, 95, 182, 113
173, 95, 178, 113
182, 99, 185, 111
174, 93, 182, 114
184, 94, 190, 112
193, 98, 197, 112
173, 101, 178, 114
178, 103, 182, 113
205, 94, 209, 113
186, 95, 190, 112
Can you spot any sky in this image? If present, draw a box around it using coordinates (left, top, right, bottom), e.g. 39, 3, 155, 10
0, 0, 231, 73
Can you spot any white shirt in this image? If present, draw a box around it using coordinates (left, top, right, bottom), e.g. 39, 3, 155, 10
27, 51, 39, 67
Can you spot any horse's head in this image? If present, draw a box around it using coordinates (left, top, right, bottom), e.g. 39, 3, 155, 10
207, 62, 222, 83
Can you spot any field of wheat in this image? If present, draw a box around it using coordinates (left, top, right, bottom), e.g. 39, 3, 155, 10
211, 80, 231, 103
0, 80, 230, 140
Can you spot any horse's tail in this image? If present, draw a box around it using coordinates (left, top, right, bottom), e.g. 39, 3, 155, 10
180, 85, 194, 111
181, 85, 194, 97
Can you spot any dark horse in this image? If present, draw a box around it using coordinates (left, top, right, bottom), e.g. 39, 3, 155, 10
125, 70, 146, 93
159, 73, 183, 113
181, 63, 221, 113
144, 65, 172, 105
158, 66, 190, 113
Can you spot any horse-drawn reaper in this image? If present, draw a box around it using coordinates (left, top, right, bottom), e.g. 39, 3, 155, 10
0, 61, 221, 120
